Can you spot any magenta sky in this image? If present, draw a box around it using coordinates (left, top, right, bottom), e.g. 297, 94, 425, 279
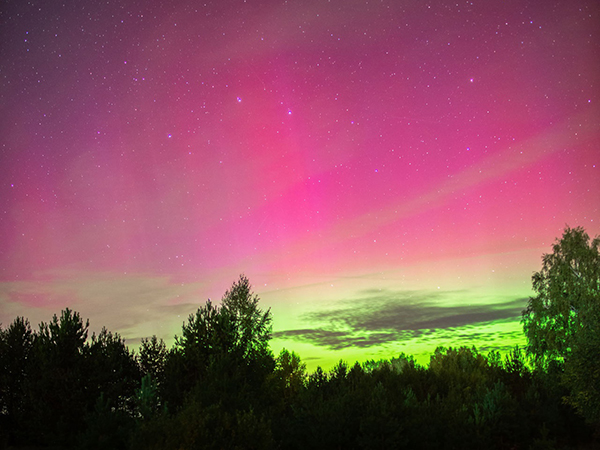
1, 0, 599, 368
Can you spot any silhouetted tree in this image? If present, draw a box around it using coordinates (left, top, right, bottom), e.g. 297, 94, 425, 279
0, 317, 35, 445
169, 275, 274, 402
164, 298, 234, 407
138, 335, 168, 385
30, 308, 90, 446
522, 226, 600, 422
1, 271, 597, 449
429, 346, 492, 394
134, 276, 276, 449
87, 327, 140, 412
273, 348, 307, 400
221, 274, 273, 363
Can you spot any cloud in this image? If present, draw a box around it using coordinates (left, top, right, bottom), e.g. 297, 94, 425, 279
273, 288, 526, 350
274, 328, 399, 350
0, 270, 209, 344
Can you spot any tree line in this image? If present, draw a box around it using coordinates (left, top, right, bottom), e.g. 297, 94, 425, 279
1, 226, 598, 449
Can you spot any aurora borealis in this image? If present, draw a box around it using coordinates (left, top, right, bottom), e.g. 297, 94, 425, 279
1, 0, 599, 369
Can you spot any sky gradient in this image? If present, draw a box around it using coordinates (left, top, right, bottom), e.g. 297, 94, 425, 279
1, 0, 599, 368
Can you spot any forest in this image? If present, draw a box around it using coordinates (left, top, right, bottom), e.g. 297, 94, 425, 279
0, 227, 598, 449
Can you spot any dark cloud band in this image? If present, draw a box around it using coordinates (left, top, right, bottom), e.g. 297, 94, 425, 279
273, 289, 526, 350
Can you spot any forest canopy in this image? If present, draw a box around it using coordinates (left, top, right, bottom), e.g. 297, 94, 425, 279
1, 228, 599, 449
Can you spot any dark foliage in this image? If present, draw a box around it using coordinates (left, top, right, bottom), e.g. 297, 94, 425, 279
0, 262, 597, 449
522, 226, 600, 424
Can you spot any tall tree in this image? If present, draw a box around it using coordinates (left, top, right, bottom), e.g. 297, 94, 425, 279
522, 226, 600, 422
0, 317, 35, 445
30, 308, 91, 445
221, 274, 273, 363
175, 299, 234, 375
87, 327, 140, 412
273, 348, 307, 400
138, 335, 168, 384
165, 275, 274, 409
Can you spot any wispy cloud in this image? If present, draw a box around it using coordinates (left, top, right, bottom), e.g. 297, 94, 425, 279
324, 112, 598, 241
0, 270, 208, 343
273, 288, 526, 350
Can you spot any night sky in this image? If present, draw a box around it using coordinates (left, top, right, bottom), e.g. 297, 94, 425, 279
1, 0, 599, 368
